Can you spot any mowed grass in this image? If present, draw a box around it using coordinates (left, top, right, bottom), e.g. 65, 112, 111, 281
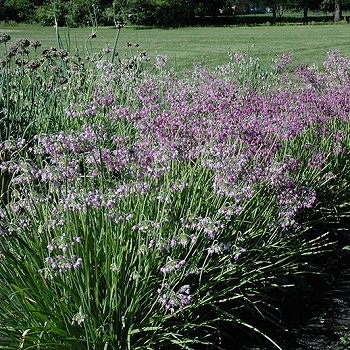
1, 23, 350, 70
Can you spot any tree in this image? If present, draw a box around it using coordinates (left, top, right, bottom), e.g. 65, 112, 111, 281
334, 0, 342, 21
285, 0, 321, 23
194, 0, 226, 23
113, 0, 157, 26
157, 0, 197, 26
2, 0, 37, 22
34, 0, 112, 27
228, 0, 250, 15
301, 0, 325, 22
0, 1, 5, 21
321, 0, 350, 17
113, 0, 197, 26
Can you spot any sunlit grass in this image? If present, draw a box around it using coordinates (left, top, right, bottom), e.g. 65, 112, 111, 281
1, 23, 350, 71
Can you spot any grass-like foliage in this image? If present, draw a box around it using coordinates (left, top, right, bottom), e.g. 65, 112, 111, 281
1, 30, 350, 349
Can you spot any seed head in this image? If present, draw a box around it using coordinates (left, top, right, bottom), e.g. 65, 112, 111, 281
6, 44, 18, 57
15, 38, 30, 48
0, 58, 8, 68
29, 39, 41, 49
56, 49, 68, 58
15, 58, 28, 66
0, 33, 11, 44
51, 66, 62, 74
27, 60, 41, 71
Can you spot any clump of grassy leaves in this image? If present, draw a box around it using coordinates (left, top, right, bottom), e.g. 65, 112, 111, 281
1, 31, 350, 349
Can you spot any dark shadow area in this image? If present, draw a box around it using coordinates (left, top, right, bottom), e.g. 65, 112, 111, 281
193, 14, 337, 27
237, 231, 350, 349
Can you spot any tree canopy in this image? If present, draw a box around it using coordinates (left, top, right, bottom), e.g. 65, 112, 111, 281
0, 0, 348, 26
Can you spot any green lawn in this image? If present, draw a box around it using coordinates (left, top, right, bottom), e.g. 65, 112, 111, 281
1, 23, 350, 71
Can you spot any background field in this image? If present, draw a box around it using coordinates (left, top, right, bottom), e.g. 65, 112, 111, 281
1, 23, 350, 71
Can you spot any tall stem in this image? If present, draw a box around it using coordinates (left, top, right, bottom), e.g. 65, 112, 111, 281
111, 27, 121, 64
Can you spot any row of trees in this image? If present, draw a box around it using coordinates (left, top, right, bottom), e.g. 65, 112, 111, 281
0, 0, 346, 27
0, 0, 113, 27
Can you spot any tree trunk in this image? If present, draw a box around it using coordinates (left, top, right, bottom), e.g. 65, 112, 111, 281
269, 0, 276, 24
334, 0, 342, 22
272, 6, 276, 24
303, 0, 308, 23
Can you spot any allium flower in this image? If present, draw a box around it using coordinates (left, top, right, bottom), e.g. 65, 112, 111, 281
132, 220, 161, 233
110, 262, 119, 272
27, 60, 41, 71
274, 185, 316, 235
232, 52, 243, 62
0, 222, 9, 236
180, 215, 224, 239
154, 55, 167, 70
207, 241, 232, 255
39, 235, 82, 279
15, 38, 30, 48
6, 44, 18, 57
160, 258, 186, 274
29, 39, 41, 49
218, 204, 243, 219
0, 33, 11, 44
71, 307, 88, 326
51, 66, 62, 75
158, 284, 192, 314
15, 59, 27, 66
0, 58, 8, 67
233, 247, 247, 261
272, 52, 293, 74
308, 152, 327, 170
176, 234, 190, 248
56, 49, 68, 58
47, 235, 81, 252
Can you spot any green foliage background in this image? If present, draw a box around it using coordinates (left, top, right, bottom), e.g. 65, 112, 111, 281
2, 0, 350, 27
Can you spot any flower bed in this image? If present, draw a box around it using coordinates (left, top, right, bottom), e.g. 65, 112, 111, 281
1, 33, 350, 349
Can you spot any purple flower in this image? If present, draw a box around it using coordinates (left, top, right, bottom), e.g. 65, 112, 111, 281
158, 284, 192, 314
160, 258, 186, 274
39, 235, 83, 279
